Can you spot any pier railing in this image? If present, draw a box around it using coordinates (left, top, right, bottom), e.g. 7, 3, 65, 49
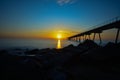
87, 16, 120, 31
68, 16, 120, 44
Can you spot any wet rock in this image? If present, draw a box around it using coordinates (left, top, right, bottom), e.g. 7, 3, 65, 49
78, 40, 99, 49
26, 49, 40, 54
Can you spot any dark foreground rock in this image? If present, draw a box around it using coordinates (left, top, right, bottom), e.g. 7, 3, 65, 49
0, 40, 120, 80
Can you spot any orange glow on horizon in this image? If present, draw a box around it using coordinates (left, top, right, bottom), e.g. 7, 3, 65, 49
0, 28, 85, 40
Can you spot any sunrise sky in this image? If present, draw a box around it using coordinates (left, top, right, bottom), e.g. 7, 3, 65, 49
0, 0, 120, 39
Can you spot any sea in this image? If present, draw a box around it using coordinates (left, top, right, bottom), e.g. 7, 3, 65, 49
0, 38, 117, 50
0, 39, 79, 50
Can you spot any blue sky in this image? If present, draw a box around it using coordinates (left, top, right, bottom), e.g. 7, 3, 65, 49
0, 0, 120, 39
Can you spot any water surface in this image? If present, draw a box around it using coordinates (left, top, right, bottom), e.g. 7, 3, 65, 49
0, 39, 79, 50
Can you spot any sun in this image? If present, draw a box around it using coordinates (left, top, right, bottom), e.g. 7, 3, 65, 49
57, 34, 62, 39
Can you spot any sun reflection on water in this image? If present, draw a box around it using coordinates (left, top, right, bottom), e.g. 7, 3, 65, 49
57, 39, 61, 49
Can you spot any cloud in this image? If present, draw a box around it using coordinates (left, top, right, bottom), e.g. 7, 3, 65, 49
57, 0, 77, 6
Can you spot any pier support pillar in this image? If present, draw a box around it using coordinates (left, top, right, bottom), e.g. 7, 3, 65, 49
75, 37, 77, 42
88, 35, 91, 40
83, 35, 84, 41
77, 37, 79, 42
93, 33, 96, 41
73, 38, 75, 41
79, 37, 81, 43
74, 37, 76, 41
76, 37, 78, 42
115, 28, 120, 44
98, 33, 102, 45
85, 35, 87, 40
81, 36, 84, 42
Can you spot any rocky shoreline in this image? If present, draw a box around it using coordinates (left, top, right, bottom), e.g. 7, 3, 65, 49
0, 40, 120, 80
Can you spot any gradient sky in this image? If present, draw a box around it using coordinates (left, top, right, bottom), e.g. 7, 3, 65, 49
0, 0, 120, 39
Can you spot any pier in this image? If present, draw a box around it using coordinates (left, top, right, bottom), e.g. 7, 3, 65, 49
68, 17, 120, 44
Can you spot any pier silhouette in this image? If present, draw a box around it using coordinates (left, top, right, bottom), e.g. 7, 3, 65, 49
68, 17, 120, 44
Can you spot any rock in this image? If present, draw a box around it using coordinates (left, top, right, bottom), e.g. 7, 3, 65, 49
78, 40, 99, 49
